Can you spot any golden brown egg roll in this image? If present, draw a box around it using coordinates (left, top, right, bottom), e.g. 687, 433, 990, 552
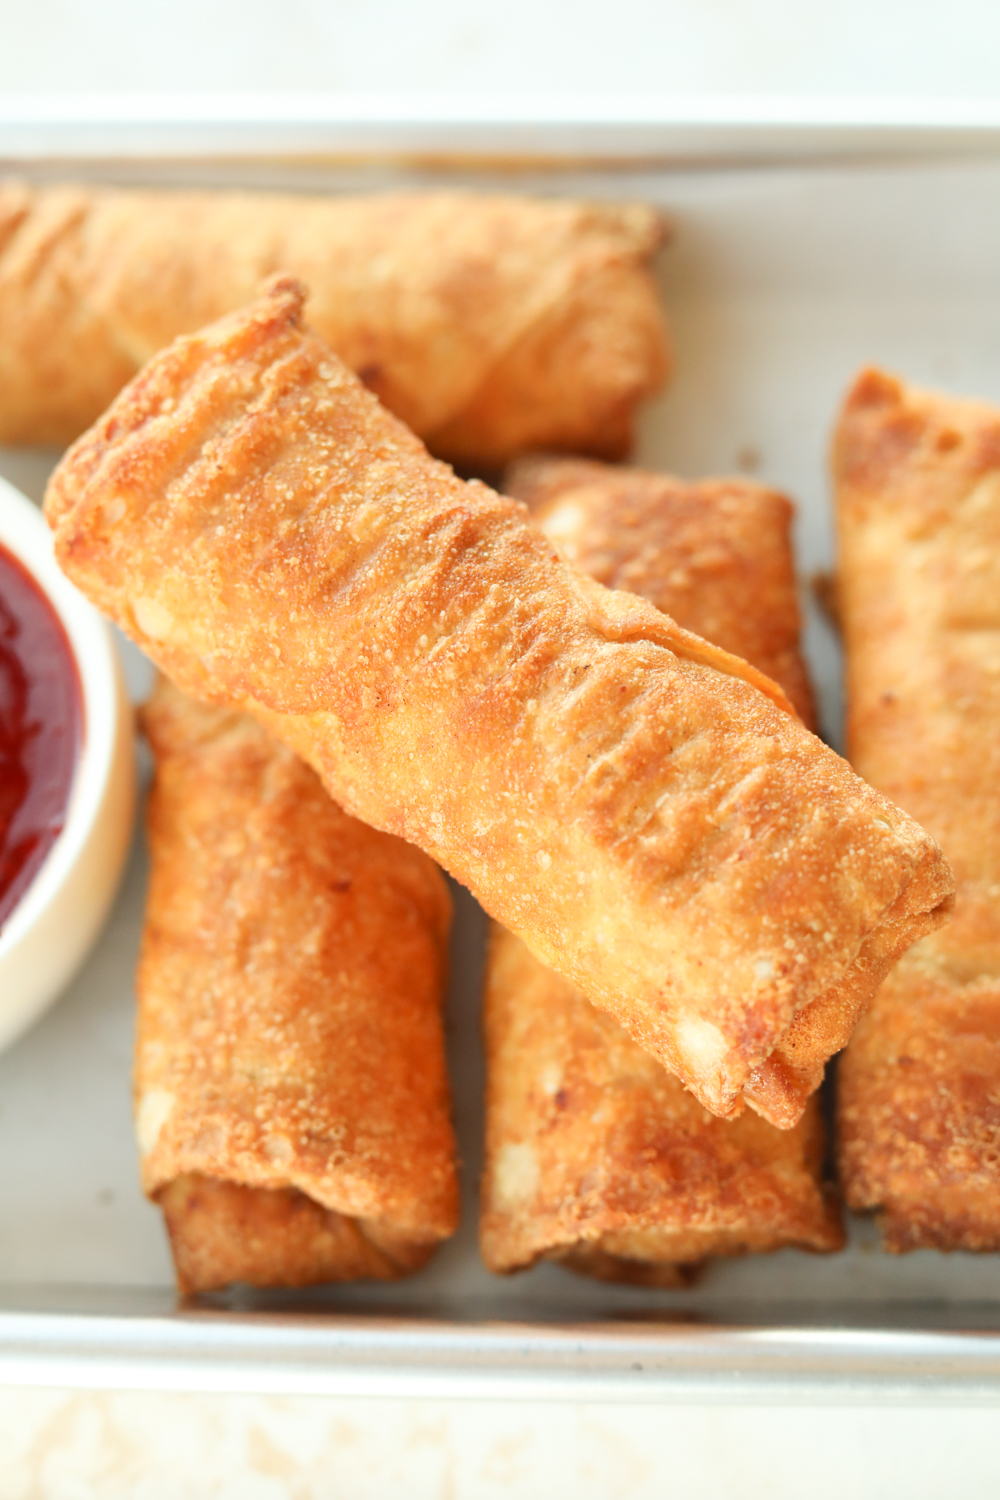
482, 459, 841, 1278
45, 280, 953, 1128
482, 927, 843, 1279
137, 678, 458, 1294
0, 182, 668, 464
835, 369, 1000, 1250
506, 455, 816, 727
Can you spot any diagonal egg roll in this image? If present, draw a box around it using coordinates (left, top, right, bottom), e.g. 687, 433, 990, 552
482, 459, 841, 1278
835, 369, 1000, 1250
45, 280, 953, 1128
137, 678, 458, 1293
0, 182, 668, 464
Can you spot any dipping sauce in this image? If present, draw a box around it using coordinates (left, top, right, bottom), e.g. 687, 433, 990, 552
0, 540, 81, 932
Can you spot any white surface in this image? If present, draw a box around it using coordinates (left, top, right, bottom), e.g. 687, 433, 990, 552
2, 1391, 1000, 1500
0, 479, 135, 1054
1, 0, 1000, 100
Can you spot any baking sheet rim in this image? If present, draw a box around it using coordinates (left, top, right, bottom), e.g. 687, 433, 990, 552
2, 1307, 1000, 1403
5, 97, 1000, 167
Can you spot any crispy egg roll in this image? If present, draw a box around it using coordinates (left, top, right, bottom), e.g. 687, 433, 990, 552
138, 679, 458, 1293
0, 182, 668, 464
835, 369, 1000, 1250
45, 280, 953, 1128
507, 455, 816, 727
482, 927, 843, 1279
482, 459, 841, 1278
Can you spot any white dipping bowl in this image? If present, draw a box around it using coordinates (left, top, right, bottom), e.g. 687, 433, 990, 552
0, 475, 135, 1051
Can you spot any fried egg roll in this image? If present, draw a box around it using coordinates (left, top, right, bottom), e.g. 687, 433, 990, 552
138, 679, 458, 1293
835, 369, 1000, 1250
507, 455, 816, 727
482, 459, 841, 1278
0, 182, 668, 464
46, 280, 953, 1128
482, 928, 843, 1279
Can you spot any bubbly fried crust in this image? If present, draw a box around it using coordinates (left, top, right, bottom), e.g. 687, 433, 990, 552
0, 182, 669, 463
137, 680, 457, 1293
838, 966, 1000, 1252
835, 369, 1000, 1249
506, 455, 816, 726
46, 281, 953, 1125
481, 928, 843, 1275
483, 463, 841, 1278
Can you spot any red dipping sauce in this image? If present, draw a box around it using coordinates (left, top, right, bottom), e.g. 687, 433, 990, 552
0, 540, 82, 932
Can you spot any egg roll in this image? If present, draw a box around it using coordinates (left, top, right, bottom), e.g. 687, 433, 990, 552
482, 927, 843, 1279
835, 369, 1000, 1250
482, 459, 841, 1278
0, 181, 668, 464
137, 678, 458, 1294
45, 280, 954, 1128
506, 455, 816, 726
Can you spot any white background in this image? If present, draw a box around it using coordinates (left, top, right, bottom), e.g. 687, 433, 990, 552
0, 0, 998, 100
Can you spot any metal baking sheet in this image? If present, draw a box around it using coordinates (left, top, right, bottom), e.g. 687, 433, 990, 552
3, 115, 1000, 1400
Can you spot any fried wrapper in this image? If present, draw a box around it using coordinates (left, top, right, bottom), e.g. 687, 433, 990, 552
137, 679, 458, 1293
835, 369, 1000, 1249
482, 459, 842, 1278
506, 455, 816, 726
0, 181, 668, 464
481, 928, 843, 1278
46, 280, 953, 1127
